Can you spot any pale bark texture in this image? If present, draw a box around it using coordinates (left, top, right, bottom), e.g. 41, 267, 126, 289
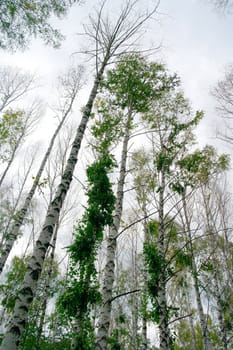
141, 208, 149, 350
0, 66, 83, 274
36, 223, 59, 343
96, 118, 131, 350
157, 166, 171, 350
131, 234, 139, 350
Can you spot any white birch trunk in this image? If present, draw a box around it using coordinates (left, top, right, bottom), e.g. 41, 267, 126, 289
95, 115, 131, 350
0, 79, 79, 274
215, 281, 228, 350
36, 223, 59, 343
0, 62, 106, 350
157, 169, 170, 350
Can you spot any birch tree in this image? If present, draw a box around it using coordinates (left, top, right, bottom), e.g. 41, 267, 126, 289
0, 149, 36, 251
0, 102, 41, 188
131, 148, 158, 349
95, 53, 173, 350
172, 146, 229, 350
212, 64, 233, 144
0, 65, 84, 274
198, 180, 233, 350
142, 88, 203, 350
0, 2, 159, 349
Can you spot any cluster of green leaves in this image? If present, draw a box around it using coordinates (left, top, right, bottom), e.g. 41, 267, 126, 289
174, 319, 223, 350
68, 154, 115, 264
101, 53, 177, 113
176, 145, 230, 187
154, 112, 203, 175
92, 98, 123, 152
143, 240, 176, 324
0, 255, 61, 349
57, 152, 115, 347
144, 219, 191, 328
0, 109, 24, 162
0, 256, 30, 313
143, 90, 193, 128
0, 0, 80, 51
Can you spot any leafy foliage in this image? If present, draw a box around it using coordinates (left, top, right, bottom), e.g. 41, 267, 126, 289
0, 256, 30, 313
0, 109, 25, 162
144, 240, 174, 324
57, 150, 115, 347
102, 53, 178, 113
68, 154, 115, 264
0, 0, 80, 51
176, 145, 230, 186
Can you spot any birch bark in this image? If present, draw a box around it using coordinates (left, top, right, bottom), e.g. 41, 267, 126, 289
96, 114, 131, 350
36, 223, 59, 344
157, 166, 171, 350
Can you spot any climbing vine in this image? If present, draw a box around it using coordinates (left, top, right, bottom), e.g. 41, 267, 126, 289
57, 153, 115, 348
57, 95, 118, 348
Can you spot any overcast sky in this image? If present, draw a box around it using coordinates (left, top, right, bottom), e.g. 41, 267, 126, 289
1, 0, 233, 150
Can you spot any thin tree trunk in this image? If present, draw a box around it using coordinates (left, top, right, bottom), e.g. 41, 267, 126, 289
182, 191, 213, 350
0, 61, 107, 350
0, 134, 24, 188
96, 114, 131, 350
141, 315, 147, 350
141, 206, 149, 350
131, 235, 139, 350
185, 291, 198, 350
0, 80, 79, 274
201, 188, 229, 350
215, 274, 228, 350
157, 168, 170, 350
0, 154, 34, 249
36, 223, 59, 343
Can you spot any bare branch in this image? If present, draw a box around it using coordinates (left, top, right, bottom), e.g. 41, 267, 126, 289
108, 289, 141, 304
0, 66, 37, 112
76, 0, 160, 73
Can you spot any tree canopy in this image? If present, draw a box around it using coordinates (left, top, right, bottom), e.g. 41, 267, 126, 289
0, 0, 81, 51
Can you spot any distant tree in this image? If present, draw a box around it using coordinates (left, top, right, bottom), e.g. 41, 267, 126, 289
212, 64, 233, 144
208, 0, 233, 13
0, 66, 36, 112
0, 65, 84, 275
0, 105, 40, 188
96, 54, 173, 350
0, 0, 82, 51
141, 85, 204, 350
